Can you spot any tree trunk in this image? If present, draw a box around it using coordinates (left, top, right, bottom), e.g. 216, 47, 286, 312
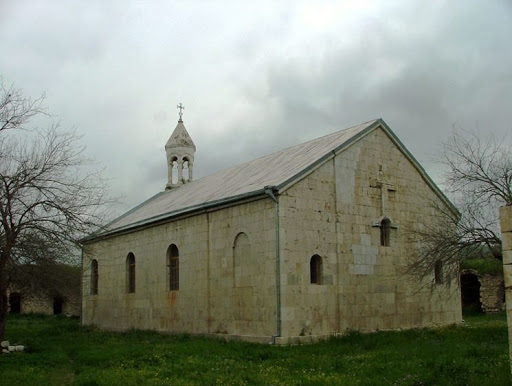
0, 287, 7, 341
0, 251, 9, 341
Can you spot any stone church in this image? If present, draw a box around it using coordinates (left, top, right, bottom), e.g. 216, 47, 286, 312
81, 111, 461, 344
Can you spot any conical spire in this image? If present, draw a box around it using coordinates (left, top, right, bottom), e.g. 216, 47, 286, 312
165, 104, 196, 190
165, 120, 196, 151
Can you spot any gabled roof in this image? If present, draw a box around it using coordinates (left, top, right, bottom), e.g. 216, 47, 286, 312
85, 118, 456, 241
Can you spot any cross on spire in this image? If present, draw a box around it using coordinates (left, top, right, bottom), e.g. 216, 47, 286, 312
177, 103, 185, 121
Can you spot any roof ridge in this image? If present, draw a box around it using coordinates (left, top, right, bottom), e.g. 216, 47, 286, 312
85, 118, 395, 239
191, 118, 380, 181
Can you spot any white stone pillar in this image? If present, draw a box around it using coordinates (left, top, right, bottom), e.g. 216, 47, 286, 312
167, 160, 173, 189
500, 205, 512, 373
177, 160, 183, 184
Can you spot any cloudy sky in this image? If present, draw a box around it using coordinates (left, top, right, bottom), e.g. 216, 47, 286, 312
1, 0, 511, 214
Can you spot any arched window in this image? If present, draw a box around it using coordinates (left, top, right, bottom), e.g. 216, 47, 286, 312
171, 156, 179, 184
90, 259, 99, 295
182, 157, 190, 182
233, 232, 251, 287
168, 244, 179, 291
127, 253, 136, 293
434, 260, 443, 285
310, 255, 322, 284
380, 218, 391, 247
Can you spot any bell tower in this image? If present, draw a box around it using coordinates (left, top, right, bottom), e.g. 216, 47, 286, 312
165, 103, 196, 190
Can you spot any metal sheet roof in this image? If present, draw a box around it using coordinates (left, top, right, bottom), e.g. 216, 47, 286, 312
95, 119, 381, 236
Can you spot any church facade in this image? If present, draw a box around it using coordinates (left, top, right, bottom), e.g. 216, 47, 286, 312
81, 116, 461, 344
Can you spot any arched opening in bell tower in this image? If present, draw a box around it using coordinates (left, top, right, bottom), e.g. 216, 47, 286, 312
183, 157, 190, 182
171, 156, 179, 185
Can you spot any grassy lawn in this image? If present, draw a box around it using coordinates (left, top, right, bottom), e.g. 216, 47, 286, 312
1, 313, 510, 385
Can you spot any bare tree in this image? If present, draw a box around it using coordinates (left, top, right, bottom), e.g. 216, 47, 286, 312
0, 80, 112, 340
443, 130, 512, 206
407, 129, 511, 286
0, 78, 46, 133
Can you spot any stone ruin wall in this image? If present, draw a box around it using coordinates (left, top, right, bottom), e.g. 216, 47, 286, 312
7, 288, 81, 317
479, 274, 505, 313
462, 269, 505, 313
499, 205, 512, 371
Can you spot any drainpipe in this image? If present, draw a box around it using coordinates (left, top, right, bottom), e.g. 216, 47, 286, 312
265, 186, 281, 344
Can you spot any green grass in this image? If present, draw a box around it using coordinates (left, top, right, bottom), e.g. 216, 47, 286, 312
2, 313, 510, 385
461, 258, 503, 275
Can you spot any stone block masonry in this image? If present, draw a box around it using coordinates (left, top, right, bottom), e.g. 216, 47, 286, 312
500, 205, 512, 372
81, 121, 462, 343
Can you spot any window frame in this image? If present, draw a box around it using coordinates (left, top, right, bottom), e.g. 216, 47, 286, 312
310, 255, 323, 284
168, 244, 179, 291
434, 260, 443, 285
90, 259, 99, 295
127, 253, 136, 293
380, 218, 391, 247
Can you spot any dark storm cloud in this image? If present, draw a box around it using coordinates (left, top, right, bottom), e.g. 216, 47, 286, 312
213, 0, 512, 183
158, 0, 512, 207
2, 0, 511, 211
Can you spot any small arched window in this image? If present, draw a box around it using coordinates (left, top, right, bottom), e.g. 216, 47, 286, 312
171, 156, 179, 184
380, 218, 391, 247
434, 260, 443, 285
310, 255, 323, 284
233, 232, 251, 287
90, 259, 99, 295
127, 253, 136, 293
182, 157, 190, 182
168, 244, 179, 291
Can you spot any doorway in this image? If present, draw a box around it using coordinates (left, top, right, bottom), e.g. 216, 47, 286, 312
9, 293, 22, 314
461, 273, 482, 314
53, 296, 64, 315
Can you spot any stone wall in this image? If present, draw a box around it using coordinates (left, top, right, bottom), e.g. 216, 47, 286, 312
460, 269, 504, 313
82, 199, 278, 341
480, 274, 505, 313
499, 205, 512, 370
7, 288, 80, 317
82, 125, 462, 343
277, 127, 461, 342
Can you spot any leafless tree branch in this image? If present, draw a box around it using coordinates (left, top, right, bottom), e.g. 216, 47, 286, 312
0, 77, 48, 133
406, 128, 510, 290
0, 79, 115, 340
